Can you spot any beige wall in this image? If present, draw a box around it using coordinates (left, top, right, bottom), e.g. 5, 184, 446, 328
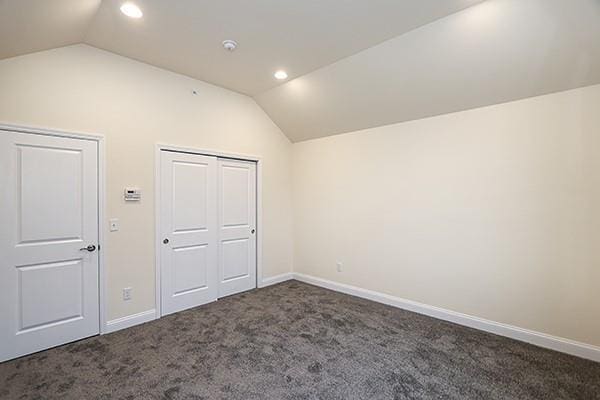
1, 44, 599, 349
0, 44, 294, 320
293, 84, 600, 347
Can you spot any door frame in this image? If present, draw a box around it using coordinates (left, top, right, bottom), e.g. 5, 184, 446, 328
0, 123, 108, 334
154, 144, 263, 318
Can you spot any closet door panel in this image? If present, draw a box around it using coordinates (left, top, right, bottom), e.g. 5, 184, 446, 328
160, 151, 217, 315
217, 159, 257, 297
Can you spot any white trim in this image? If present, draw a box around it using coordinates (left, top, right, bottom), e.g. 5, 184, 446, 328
155, 143, 261, 162
0, 123, 109, 335
256, 160, 264, 291
0, 123, 104, 140
259, 273, 294, 288
154, 146, 162, 317
104, 309, 157, 334
154, 143, 263, 318
97, 135, 108, 334
292, 273, 600, 363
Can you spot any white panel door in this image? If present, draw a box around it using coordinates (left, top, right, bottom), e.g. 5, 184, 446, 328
0, 131, 99, 362
217, 159, 257, 297
160, 151, 218, 315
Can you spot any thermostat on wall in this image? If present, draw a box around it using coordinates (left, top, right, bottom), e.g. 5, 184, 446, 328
124, 187, 141, 201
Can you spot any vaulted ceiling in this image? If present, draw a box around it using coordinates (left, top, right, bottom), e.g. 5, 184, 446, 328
1, 0, 600, 142
0, 0, 483, 94
256, 0, 600, 141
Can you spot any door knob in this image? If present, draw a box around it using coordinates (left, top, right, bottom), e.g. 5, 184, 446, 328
251, 229, 255, 234
163, 238, 169, 244
80, 244, 96, 252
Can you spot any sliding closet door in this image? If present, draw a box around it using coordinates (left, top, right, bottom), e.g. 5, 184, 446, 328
160, 151, 218, 315
217, 159, 257, 297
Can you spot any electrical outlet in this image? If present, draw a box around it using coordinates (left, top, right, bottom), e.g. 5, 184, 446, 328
336, 261, 343, 272
123, 287, 132, 301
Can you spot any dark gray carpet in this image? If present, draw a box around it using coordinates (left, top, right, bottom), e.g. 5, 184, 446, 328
0, 280, 598, 400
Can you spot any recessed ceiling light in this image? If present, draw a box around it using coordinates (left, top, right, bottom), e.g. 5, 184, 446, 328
222, 40, 238, 52
120, 2, 143, 18
274, 70, 288, 80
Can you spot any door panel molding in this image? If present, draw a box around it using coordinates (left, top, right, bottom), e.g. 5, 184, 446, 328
160, 151, 217, 315
155, 144, 263, 318
0, 123, 107, 334
0, 123, 106, 362
217, 158, 257, 297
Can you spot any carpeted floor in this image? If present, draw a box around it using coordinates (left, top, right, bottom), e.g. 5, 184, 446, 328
0, 281, 598, 400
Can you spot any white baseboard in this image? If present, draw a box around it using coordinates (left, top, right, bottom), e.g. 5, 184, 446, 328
103, 273, 294, 336
104, 309, 157, 334
259, 272, 294, 288
292, 273, 600, 363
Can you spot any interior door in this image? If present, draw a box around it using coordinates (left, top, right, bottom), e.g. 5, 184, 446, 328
160, 151, 218, 315
0, 130, 100, 363
217, 159, 257, 297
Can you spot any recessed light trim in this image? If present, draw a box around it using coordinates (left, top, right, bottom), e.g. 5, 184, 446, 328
120, 2, 143, 18
274, 70, 288, 80
222, 40, 238, 52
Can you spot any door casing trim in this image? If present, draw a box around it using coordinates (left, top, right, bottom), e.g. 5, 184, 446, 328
0, 123, 108, 334
155, 143, 263, 318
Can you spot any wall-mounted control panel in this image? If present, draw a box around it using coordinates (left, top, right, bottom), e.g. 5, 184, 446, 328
124, 187, 141, 201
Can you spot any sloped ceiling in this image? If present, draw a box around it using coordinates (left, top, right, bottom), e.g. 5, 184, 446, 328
0, 0, 484, 95
256, 0, 600, 141
84, 0, 484, 95
0, 0, 101, 59
1, 0, 600, 142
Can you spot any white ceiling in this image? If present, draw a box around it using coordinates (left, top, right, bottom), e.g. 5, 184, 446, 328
256, 0, 600, 141
0, 0, 100, 59
0, 0, 483, 95
85, 0, 485, 95
1, 0, 599, 142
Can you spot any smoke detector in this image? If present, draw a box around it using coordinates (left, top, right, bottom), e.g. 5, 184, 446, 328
222, 40, 238, 52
